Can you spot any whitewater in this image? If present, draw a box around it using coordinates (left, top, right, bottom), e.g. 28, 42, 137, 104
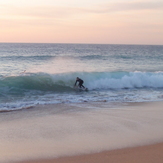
0, 43, 163, 111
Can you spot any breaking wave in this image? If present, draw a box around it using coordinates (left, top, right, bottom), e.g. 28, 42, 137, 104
1, 71, 163, 111
1, 71, 163, 94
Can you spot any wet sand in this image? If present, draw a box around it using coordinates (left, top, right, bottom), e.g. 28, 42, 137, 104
16, 142, 163, 163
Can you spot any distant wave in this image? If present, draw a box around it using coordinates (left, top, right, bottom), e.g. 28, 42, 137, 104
1, 71, 163, 94
1, 55, 56, 61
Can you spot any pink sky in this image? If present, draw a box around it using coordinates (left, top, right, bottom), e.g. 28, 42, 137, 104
0, 0, 163, 45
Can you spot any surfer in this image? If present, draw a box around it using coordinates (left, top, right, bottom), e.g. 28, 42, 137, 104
74, 77, 85, 89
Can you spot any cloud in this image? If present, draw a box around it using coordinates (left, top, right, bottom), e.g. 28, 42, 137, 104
0, 5, 90, 20
99, 1, 163, 13
1, 0, 163, 30
1, 1, 163, 21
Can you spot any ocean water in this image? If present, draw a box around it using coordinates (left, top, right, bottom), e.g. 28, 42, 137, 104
0, 43, 163, 111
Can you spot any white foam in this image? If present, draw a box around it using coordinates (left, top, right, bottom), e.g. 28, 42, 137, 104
87, 72, 163, 89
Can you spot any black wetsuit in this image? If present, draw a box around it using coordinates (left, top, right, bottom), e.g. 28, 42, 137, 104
74, 78, 85, 88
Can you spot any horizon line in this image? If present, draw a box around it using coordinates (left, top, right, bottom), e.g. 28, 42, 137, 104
0, 42, 162, 46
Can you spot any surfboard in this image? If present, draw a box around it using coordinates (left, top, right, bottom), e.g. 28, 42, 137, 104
74, 86, 88, 91
79, 87, 88, 91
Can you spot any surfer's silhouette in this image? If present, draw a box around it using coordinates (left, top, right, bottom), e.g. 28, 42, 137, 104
74, 77, 85, 89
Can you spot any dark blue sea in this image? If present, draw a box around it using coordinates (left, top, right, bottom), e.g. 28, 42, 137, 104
0, 43, 163, 111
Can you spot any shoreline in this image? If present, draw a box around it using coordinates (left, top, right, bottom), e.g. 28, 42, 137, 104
0, 101, 163, 163
15, 142, 163, 163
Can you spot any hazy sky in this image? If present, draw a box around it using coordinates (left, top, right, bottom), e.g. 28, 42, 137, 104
0, 0, 163, 44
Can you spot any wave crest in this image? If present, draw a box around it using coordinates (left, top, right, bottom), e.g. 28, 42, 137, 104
87, 71, 163, 89
1, 71, 163, 93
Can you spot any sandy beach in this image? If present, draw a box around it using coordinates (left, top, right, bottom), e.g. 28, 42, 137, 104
16, 142, 163, 163
0, 101, 163, 163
